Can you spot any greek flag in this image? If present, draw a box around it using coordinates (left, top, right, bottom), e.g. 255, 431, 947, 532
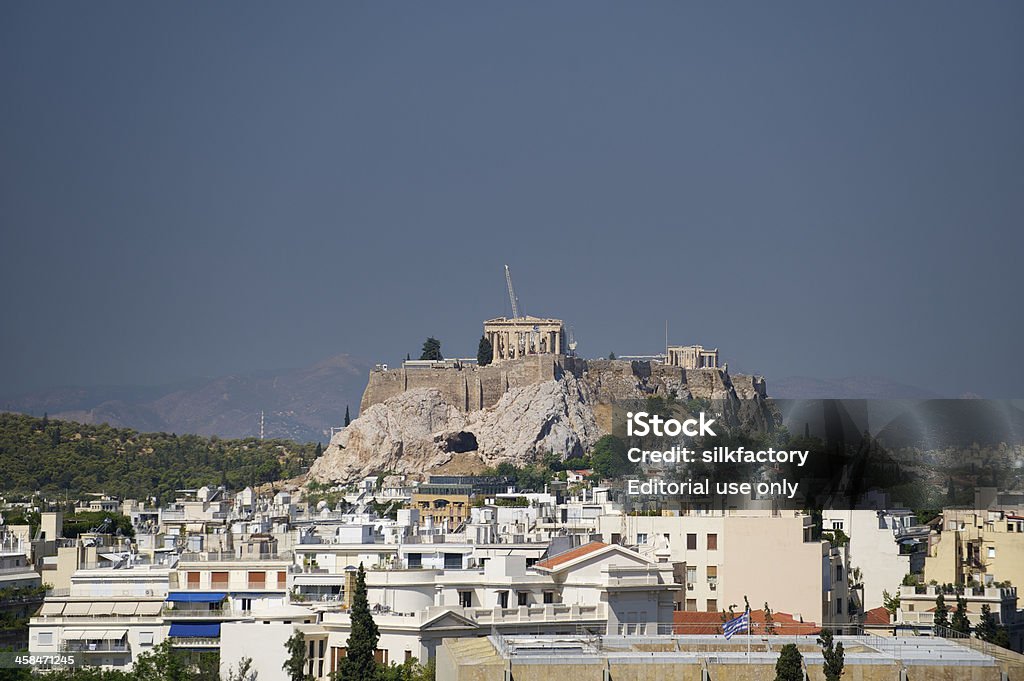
723, 609, 750, 640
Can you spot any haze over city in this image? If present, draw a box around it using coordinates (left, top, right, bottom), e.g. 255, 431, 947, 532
2, 2, 1022, 399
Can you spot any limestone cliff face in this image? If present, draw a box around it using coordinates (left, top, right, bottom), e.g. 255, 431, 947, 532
307, 376, 600, 483
307, 359, 772, 484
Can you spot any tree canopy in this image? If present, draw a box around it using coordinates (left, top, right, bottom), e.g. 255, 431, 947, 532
0, 413, 320, 503
420, 337, 443, 361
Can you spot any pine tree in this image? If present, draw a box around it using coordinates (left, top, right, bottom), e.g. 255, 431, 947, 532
477, 335, 493, 366
976, 603, 997, 643
608, 352, 616, 360
775, 643, 804, 681
818, 629, 845, 681
283, 630, 310, 681
951, 593, 971, 634
341, 562, 380, 681
420, 337, 442, 361
934, 592, 950, 632
344, 406, 351, 427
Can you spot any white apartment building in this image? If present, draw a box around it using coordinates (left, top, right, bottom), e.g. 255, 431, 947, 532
29, 564, 170, 669
822, 507, 926, 612
290, 543, 678, 680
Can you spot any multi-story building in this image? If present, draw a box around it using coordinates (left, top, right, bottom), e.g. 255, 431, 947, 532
896, 583, 1023, 651
822, 506, 927, 612
926, 502, 1024, 589
29, 563, 170, 670
596, 510, 849, 627
288, 542, 677, 680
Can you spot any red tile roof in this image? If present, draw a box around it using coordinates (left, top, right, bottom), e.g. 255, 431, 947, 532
673, 610, 820, 636
863, 606, 891, 626
535, 541, 609, 570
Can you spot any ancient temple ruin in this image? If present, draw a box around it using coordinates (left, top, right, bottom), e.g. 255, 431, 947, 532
483, 316, 565, 362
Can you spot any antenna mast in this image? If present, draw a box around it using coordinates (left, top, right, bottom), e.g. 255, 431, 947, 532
504, 264, 521, 318
260, 411, 265, 440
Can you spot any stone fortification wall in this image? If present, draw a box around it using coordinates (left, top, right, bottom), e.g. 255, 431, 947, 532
360, 355, 587, 414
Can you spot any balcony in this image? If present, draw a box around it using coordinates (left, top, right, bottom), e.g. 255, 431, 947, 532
168, 637, 219, 647
62, 641, 129, 653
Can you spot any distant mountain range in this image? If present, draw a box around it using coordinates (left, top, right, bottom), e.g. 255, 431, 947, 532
2, 363, 947, 444
768, 375, 944, 400
0, 354, 369, 444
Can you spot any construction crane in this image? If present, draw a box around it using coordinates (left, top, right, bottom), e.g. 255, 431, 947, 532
568, 327, 578, 356
504, 264, 521, 319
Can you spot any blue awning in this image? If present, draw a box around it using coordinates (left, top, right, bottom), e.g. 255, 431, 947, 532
168, 622, 220, 638
166, 592, 226, 603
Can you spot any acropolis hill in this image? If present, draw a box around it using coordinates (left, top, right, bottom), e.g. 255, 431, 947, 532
309, 312, 772, 485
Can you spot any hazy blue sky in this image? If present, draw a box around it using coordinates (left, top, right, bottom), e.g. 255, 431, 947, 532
2, 2, 1022, 398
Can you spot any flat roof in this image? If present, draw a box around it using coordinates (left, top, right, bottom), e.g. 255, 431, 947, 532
490, 634, 1000, 668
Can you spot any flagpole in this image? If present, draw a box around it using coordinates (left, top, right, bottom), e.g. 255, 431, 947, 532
746, 607, 751, 663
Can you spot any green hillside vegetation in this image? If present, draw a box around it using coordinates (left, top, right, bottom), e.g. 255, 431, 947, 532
0, 413, 320, 504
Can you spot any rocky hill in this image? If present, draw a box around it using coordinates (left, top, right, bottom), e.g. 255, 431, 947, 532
307, 358, 773, 484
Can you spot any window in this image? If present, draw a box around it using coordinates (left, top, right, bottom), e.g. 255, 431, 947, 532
686, 566, 697, 585
497, 591, 509, 608
831, 520, 844, 531
38, 632, 52, 646
187, 571, 200, 588
444, 553, 462, 570
835, 565, 844, 582
211, 571, 228, 589
687, 534, 697, 550
407, 553, 422, 568
636, 533, 648, 545
240, 598, 252, 612
907, 604, 914, 612
988, 547, 996, 559
459, 591, 472, 608
835, 598, 843, 615
517, 591, 529, 606
139, 632, 153, 646
706, 599, 717, 612
707, 534, 718, 550
248, 571, 266, 589
405, 651, 413, 663
686, 598, 697, 611
374, 649, 388, 665
278, 571, 288, 589
543, 591, 554, 604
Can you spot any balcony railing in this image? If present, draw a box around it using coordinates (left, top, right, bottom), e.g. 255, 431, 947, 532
168, 637, 219, 647
62, 641, 129, 653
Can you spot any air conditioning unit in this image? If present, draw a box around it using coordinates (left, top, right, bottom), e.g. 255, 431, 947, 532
687, 583, 694, 590
709, 583, 717, 591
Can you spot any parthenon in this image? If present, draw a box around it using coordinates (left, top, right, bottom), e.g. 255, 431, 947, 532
483, 316, 565, 362
665, 344, 719, 369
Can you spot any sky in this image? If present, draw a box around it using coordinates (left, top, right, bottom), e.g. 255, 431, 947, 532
1, 2, 1022, 398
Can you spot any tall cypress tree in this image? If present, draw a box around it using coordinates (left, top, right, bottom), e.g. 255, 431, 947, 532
817, 629, 845, 681
934, 592, 950, 632
951, 593, 971, 634
344, 406, 351, 427
477, 335, 493, 366
775, 643, 803, 681
342, 563, 380, 681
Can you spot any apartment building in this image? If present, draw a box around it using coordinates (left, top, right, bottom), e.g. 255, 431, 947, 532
288, 543, 677, 680
596, 510, 849, 626
822, 507, 926, 611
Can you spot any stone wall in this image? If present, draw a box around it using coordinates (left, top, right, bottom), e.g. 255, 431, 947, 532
361, 356, 767, 419
360, 355, 587, 414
